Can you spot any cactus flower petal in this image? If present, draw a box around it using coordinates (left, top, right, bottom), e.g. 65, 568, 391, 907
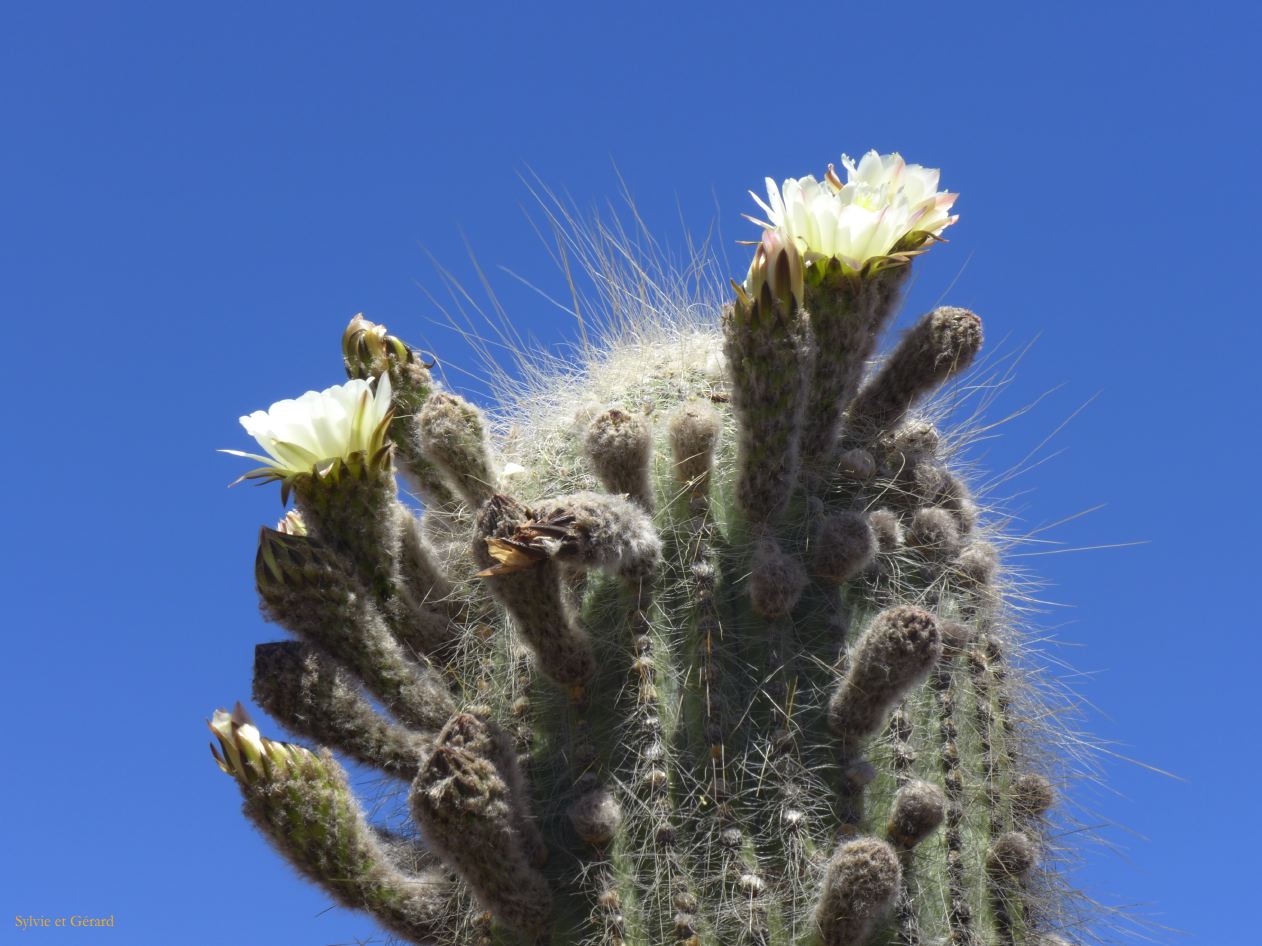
223, 374, 394, 483
751, 151, 957, 274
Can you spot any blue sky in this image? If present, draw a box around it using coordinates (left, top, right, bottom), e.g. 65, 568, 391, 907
2, 3, 1258, 944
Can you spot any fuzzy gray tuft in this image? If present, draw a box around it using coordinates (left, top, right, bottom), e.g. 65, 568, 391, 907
815, 836, 902, 946
750, 534, 808, 618
584, 407, 656, 510
906, 506, 963, 559
567, 788, 623, 846
887, 778, 946, 849
1012, 773, 1056, 818
829, 606, 943, 755
867, 508, 904, 553
668, 401, 722, 489
418, 392, 498, 506
988, 831, 1039, 879
848, 306, 984, 442
813, 511, 877, 584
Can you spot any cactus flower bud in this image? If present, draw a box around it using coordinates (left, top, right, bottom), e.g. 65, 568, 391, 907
743, 228, 804, 312
209, 702, 308, 784
342, 314, 434, 408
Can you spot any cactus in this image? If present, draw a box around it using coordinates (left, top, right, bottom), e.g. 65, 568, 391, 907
212, 150, 1100, 945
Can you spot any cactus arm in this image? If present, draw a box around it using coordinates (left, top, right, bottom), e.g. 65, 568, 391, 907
252, 641, 431, 779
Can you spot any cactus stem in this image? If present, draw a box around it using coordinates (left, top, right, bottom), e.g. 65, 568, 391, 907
622, 574, 697, 943
253, 641, 430, 778
888, 704, 919, 945
743, 609, 806, 937
800, 266, 908, 493
971, 632, 1037, 946
566, 689, 628, 946
675, 477, 769, 945
930, 653, 975, 946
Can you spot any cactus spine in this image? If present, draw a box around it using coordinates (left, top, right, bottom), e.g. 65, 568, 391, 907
212, 152, 1098, 946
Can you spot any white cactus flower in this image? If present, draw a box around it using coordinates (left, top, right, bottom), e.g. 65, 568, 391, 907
748, 151, 957, 273
223, 375, 394, 480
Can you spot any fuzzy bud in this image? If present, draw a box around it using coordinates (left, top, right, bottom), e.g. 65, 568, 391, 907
668, 401, 721, 490
417, 392, 497, 506
584, 408, 656, 511
988, 831, 1039, 880
749, 536, 807, 619
1012, 774, 1056, 818
848, 306, 984, 441
567, 788, 623, 846
814, 837, 902, 946
887, 779, 946, 849
813, 512, 876, 585
342, 314, 435, 416
868, 508, 903, 552
829, 606, 942, 755
938, 620, 974, 654
937, 472, 979, 534
954, 540, 999, 589
902, 461, 950, 509
906, 507, 962, 559
836, 448, 876, 481
411, 713, 552, 936
884, 419, 941, 460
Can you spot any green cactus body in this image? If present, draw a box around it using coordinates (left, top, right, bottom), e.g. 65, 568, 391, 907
214, 156, 1090, 946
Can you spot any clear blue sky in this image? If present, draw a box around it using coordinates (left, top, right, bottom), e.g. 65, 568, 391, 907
2, 3, 1257, 944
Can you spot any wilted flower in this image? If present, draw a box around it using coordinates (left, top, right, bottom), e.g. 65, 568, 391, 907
223, 375, 394, 484
748, 151, 958, 273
